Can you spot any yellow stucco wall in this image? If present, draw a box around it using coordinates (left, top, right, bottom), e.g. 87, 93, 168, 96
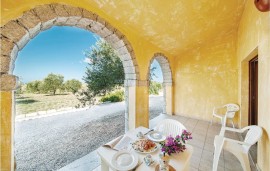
237, 1, 270, 170
173, 33, 238, 122
1, 1, 175, 170
0, 91, 14, 171
1, 0, 269, 171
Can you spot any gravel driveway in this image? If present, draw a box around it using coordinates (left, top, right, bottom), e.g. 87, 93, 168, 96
14, 95, 163, 171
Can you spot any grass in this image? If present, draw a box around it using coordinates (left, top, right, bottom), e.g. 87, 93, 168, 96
15, 93, 80, 115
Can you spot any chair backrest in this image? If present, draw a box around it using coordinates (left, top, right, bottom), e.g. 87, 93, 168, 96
225, 103, 239, 118
242, 125, 263, 153
155, 119, 186, 137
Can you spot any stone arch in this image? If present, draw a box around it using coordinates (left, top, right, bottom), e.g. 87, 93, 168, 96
0, 3, 139, 81
0, 3, 139, 132
148, 53, 173, 115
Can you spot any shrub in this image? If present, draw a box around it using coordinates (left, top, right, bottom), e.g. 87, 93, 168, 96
149, 81, 162, 95
100, 90, 124, 102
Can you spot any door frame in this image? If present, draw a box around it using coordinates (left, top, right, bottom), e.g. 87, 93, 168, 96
248, 56, 258, 126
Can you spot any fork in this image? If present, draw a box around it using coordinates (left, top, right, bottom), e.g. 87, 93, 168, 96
144, 129, 154, 135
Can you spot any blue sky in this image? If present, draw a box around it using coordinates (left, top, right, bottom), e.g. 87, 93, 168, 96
14, 26, 163, 83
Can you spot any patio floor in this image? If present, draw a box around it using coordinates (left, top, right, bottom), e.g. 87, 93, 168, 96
60, 114, 257, 171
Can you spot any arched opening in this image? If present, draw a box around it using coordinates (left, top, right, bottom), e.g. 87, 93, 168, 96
148, 53, 173, 125
0, 3, 139, 170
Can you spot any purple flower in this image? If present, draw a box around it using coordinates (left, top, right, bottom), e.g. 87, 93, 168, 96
160, 130, 192, 155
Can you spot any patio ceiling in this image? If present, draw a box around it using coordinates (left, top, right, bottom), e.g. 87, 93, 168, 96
87, 0, 246, 56
1, 0, 246, 56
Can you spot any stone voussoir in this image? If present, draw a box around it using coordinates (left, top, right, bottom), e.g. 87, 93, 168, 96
0, 74, 18, 91
17, 10, 42, 32
81, 9, 97, 20
51, 3, 69, 17
33, 4, 57, 22
0, 56, 11, 73
1, 20, 29, 44
125, 73, 138, 80
104, 22, 117, 33
76, 18, 93, 29
96, 16, 106, 26
111, 39, 125, 49
65, 16, 82, 26
1, 37, 16, 56
117, 46, 129, 56
96, 27, 113, 38
123, 59, 135, 67
63, 5, 82, 17
124, 66, 136, 74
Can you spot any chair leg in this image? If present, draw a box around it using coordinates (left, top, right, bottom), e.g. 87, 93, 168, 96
237, 153, 251, 171
221, 117, 226, 127
212, 145, 222, 171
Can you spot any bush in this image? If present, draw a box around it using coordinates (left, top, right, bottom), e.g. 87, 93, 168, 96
149, 81, 162, 95
100, 90, 124, 102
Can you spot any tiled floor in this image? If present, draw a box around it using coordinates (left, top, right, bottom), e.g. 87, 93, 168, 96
61, 114, 257, 171
149, 114, 257, 171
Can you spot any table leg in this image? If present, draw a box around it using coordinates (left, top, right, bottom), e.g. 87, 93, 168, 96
100, 158, 109, 171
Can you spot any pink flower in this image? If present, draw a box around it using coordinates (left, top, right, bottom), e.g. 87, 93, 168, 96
160, 130, 192, 155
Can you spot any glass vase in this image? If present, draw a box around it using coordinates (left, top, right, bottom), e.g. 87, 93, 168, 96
159, 152, 170, 171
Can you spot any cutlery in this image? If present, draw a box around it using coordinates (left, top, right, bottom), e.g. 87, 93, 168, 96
144, 129, 154, 135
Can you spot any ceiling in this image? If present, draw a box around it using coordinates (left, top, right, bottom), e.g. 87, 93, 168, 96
1, 0, 246, 56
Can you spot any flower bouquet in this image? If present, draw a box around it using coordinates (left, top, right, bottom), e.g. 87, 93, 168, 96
160, 130, 192, 155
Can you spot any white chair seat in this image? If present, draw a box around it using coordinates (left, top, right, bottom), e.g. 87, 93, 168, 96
211, 103, 239, 128
155, 119, 186, 137
213, 126, 262, 171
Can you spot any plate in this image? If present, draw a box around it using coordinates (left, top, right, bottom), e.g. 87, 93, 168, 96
147, 131, 166, 142
132, 139, 158, 153
111, 150, 138, 171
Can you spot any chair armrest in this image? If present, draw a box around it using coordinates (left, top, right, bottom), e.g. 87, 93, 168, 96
219, 126, 244, 136
223, 126, 252, 133
224, 138, 250, 146
213, 106, 226, 114
222, 127, 244, 133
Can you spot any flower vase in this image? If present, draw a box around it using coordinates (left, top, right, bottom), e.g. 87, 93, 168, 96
159, 153, 170, 171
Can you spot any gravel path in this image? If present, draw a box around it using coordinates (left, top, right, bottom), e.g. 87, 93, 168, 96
15, 96, 163, 171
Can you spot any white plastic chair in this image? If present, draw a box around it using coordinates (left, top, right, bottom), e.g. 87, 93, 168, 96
211, 103, 239, 128
212, 126, 262, 171
155, 119, 186, 137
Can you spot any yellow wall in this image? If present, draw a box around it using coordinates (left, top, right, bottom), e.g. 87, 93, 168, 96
173, 33, 238, 122
0, 91, 14, 171
0, 1, 175, 170
237, 1, 270, 170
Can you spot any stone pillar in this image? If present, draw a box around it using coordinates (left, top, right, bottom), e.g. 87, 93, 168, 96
0, 74, 18, 171
124, 79, 137, 131
124, 86, 129, 132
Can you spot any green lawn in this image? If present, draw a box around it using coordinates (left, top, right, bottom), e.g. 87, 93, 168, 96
15, 93, 81, 115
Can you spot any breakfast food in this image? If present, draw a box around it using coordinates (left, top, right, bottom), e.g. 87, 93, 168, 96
132, 139, 157, 153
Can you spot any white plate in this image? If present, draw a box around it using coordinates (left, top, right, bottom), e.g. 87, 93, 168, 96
147, 131, 166, 142
132, 139, 158, 154
111, 150, 138, 171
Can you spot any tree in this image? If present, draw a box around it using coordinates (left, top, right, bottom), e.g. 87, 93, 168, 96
42, 73, 64, 95
77, 39, 124, 106
26, 80, 43, 93
84, 39, 124, 95
65, 79, 82, 94
149, 66, 162, 95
